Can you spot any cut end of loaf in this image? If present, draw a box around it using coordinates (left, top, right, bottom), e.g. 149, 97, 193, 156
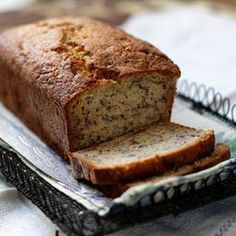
69, 122, 215, 184
67, 75, 177, 150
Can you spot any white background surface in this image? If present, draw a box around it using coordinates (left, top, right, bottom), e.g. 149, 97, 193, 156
0, 174, 58, 236
0, 0, 33, 12
123, 5, 236, 100
1, 3, 236, 236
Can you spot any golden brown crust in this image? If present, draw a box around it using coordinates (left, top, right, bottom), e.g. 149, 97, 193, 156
0, 17, 180, 156
70, 129, 215, 184
0, 17, 180, 106
98, 143, 230, 197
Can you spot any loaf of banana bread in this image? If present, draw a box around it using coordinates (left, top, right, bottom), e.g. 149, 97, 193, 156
0, 17, 180, 157
0, 18, 229, 197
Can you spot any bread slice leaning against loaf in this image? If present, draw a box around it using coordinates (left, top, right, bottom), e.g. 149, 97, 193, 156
98, 143, 230, 197
69, 122, 215, 184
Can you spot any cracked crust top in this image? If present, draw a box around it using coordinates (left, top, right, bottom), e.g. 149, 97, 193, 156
0, 17, 180, 108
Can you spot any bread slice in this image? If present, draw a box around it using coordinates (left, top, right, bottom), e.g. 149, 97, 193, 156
98, 143, 230, 197
69, 122, 215, 184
